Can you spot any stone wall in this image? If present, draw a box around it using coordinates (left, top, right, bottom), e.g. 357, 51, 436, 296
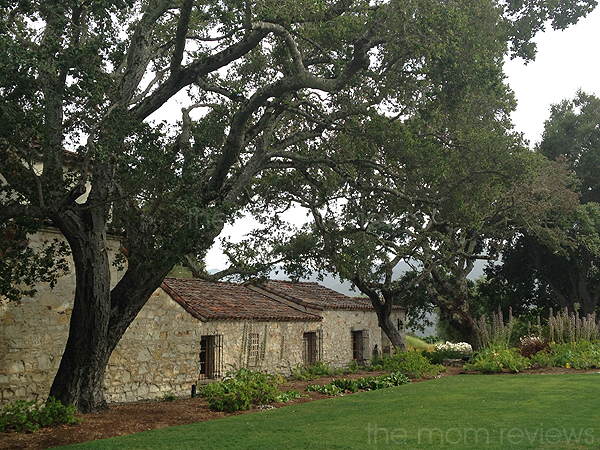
0, 228, 124, 404
320, 309, 406, 368
104, 288, 326, 402
1, 231, 406, 404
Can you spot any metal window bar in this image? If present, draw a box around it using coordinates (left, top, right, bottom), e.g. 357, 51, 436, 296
199, 334, 223, 379
303, 332, 315, 366
316, 328, 323, 362
213, 334, 223, 378
352, 330, 363, 361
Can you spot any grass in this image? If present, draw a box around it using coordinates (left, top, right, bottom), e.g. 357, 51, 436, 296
406, 335, 435, 350
58, 374, 600, 449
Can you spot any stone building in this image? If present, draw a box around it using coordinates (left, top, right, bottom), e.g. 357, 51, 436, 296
1, 232, 405, 405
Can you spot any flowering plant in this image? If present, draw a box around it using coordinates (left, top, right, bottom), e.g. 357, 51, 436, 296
435, 341, 473, 354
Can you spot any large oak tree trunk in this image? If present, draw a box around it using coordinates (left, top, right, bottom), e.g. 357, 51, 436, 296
376, 308, 407, 352
352, 278, 407, 352
438, 305, 481, 350
49, 209, 113, 412
48, 213, 176, 412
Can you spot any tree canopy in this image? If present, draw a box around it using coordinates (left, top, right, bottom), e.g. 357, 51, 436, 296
0, 0, 596, 410
485, 92, 600, 318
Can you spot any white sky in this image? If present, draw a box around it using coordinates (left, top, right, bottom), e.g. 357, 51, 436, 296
503, 7, 600, 146
206, 8, 600, 270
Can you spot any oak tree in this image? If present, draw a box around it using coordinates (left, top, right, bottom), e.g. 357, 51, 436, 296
0, 0, 595, 410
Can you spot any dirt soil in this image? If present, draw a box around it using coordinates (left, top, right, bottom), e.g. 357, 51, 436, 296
2, 366, 598, 450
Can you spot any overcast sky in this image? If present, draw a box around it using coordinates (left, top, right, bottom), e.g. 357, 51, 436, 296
206, 8, 600, 270
504, 7, 600, 146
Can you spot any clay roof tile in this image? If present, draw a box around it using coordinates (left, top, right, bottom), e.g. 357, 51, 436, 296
161, 278, 322, 322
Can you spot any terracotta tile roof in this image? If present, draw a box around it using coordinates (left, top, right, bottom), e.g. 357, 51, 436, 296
257, 280, 380, 311
161, 278, 321, 322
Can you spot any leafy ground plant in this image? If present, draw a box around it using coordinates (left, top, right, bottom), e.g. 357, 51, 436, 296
162, 393, 178, 402
464, 347, 530, 373
291, 361, 343, 381
536, 341, 600, 369
422, 348, 471, 365
0, 397, 79, 432
306, 372, 410, 396
369, 349, 444, 378
199, 368, 303, 412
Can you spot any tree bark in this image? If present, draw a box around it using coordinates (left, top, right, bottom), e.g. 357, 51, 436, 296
49, 209, 113, 412
375, 307, 407, 352
352, 277, 407, 352
48, 209, 177, 412
425, 268, 481, 350
438, 304, 481, 350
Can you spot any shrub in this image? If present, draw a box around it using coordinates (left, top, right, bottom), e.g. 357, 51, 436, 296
0, 397, 79, 433
199, 368, 283, 412
529, 349, 553, 368
423, 341, 474, 364
464, 348, 530, 373
422, 348, 467, 365
519, 336, 548, 358
435, 341, 473, 353
547, 341, 600, 369
368, 349, 444, 378
422, 335, 440, 345
346, 360, 361, 373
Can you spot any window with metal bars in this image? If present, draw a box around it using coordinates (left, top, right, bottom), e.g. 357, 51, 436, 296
199, 334, 223, 379
352, 330, 364, 361
303, 330, 323, 366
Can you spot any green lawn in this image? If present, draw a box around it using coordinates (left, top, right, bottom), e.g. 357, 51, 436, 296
59, 374, 600, 449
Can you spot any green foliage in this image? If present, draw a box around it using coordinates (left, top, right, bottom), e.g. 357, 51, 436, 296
306, 372, 410, 396
464, 348, 530, 373
528, 349, 554, 368
346, 360, 361, 373
0, 397, 79, 433
435, 317, 465, 344
537, 91, 600, 204
305, 383, 342, 396
199, 369, 284, 413
368, 350, 444, 378
422, 335, 440, 345
162, 393, 178, 402
0, 221, 71, 303
538, 342, 600, 369
275, 390, 304, 403
422, 348, 468, 365
466, 340, 600, 372
291, 361, 342, 381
